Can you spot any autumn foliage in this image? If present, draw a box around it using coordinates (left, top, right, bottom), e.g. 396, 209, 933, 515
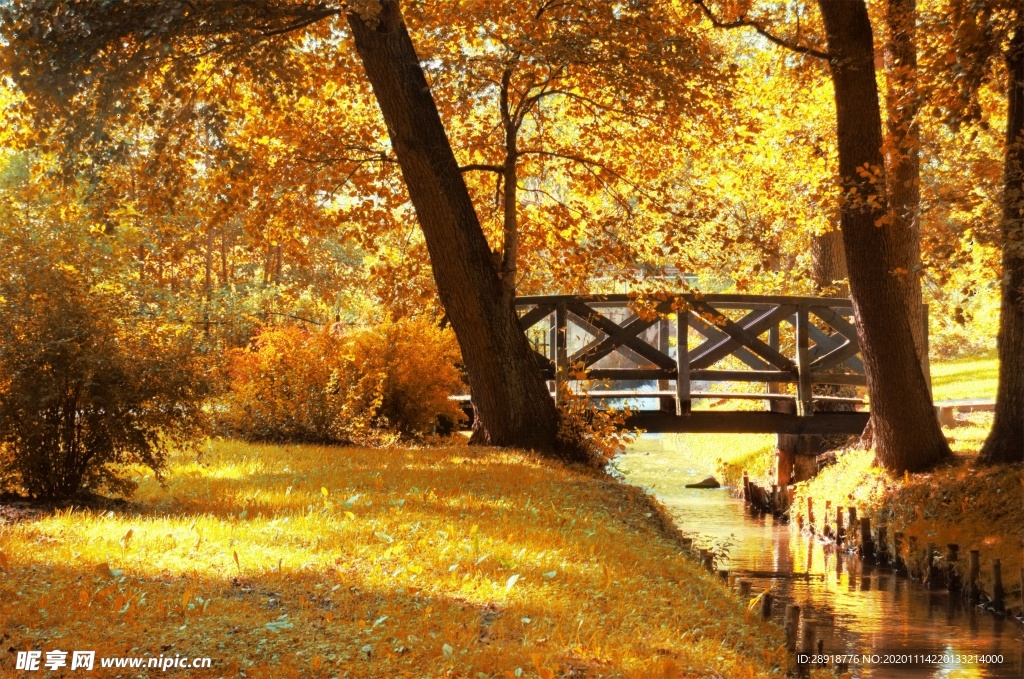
0, 229, 209, 500
220, 317, 465, 445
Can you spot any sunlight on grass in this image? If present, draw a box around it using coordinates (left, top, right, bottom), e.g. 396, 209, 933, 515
931, 353, 998, 402
0, 440, 784, 678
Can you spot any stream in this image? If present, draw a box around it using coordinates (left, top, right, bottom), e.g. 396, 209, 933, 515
618, 434, 1024, 678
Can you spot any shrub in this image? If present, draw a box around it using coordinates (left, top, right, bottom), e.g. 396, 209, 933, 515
221, 317, 465, 444
0, 258, 209, 500
220, 326, 344, 443
332, 318, 467, 442
554, 378, 637, 467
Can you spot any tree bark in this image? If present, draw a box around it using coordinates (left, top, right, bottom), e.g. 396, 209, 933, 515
816, 0, 950, 473
204, 223, 214, 335
884, 0, 930, 389
811, 223, 848, 297
346, 2, 568, 457
981, 25, 1024, 464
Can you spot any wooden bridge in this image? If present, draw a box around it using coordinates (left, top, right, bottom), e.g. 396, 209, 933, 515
509, 293, 872, 435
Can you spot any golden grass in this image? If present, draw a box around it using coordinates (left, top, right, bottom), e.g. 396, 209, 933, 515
0, 440, 785, 678
790, 413, 1023, 614
930, 352, 998, 402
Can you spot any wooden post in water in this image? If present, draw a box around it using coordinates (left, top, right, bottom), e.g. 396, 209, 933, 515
807, 497, 815, 532
718, 569, 729, 582
991, 559, 1005, 613
699, 549, 713, 573
742, 471, 750, 501
738, 580, 752, 598
783, 604, 800, 651
860, 518, 874, 563
799, 619, 816, 677
876, 525, 889, 564
908, 536, 919, 578
847, 507, 857, 536
968, 549, 980, 603
946, 544, 961, 591
836, 506, 845, 544
760, 591, 772, 621
926, 543, 938, 587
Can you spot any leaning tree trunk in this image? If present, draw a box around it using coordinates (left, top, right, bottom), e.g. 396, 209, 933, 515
884, 0, 930, 388
346, 2, 569, 458
816, 0, 951, 473
981, 25, 1024, 464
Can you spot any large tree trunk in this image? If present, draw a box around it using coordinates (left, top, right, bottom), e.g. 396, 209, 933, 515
981, 25, 1024, 464
346, 2, 569, 458
884, 0, 930, 389
816, 0, 950, 473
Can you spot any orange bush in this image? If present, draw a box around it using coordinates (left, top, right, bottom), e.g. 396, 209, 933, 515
221, 317, 465, 444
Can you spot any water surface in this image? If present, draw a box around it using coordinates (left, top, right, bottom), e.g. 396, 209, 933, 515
618, 434, 1023, 678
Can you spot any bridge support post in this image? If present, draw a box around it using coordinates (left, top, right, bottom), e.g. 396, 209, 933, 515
554, 303, 568, 405
658, 318, 674, 413
795, 305, 814, 417
675, 308, 691, 415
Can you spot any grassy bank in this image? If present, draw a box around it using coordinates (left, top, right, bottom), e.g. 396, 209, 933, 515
789, 412, 1023, 616
930, 352, 998, 401
0, 441, 785, 678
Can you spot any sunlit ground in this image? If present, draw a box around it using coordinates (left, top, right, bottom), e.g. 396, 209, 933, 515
0, 441, 785, 678
931, 354, 998, 402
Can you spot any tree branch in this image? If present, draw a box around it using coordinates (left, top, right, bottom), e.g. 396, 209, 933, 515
459, 163, 504, 174
693, 0, 832, 60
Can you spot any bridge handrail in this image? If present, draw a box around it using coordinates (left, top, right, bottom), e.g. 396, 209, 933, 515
513, 293, 877, 418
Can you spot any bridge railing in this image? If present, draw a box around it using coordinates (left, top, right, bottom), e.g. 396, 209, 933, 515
516, 293, 868, 418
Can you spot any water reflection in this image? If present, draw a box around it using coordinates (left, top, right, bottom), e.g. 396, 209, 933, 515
618, 437, 1024, 679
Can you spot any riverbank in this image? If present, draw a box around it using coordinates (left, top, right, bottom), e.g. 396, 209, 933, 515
0, 440, 785, 677
789, 412, 1023, 620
